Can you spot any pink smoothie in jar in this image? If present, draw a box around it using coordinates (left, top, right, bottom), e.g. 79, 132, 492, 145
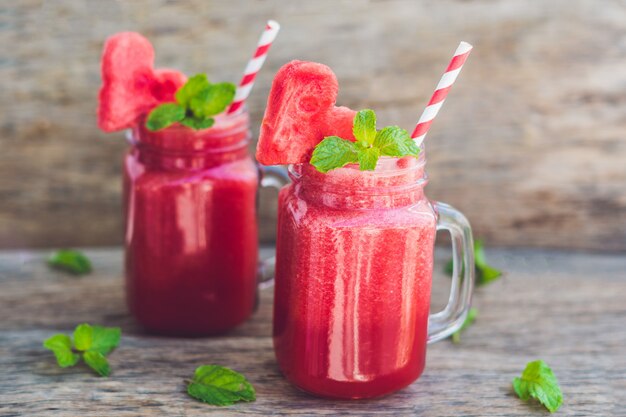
273, 155, 438, 398
124, 111, 259, 336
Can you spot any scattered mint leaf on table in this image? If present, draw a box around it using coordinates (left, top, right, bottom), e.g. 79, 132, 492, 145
445, 239, 503, 286
43, 323, 120, 377
474, 239, 503, 284
148, 73, 236, 131
187, 365, 256, 406
47, 249, 92, 275
311, 109, 420, 173
451, 307, 477, 344
43, 334, 79, 367
83, 351, 111, 377
73, 323, 94, 351
513, 360, 563, 413
89, 325, 122, 355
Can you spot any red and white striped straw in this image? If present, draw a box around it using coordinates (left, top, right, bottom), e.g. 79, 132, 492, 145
227, 20, 281, 115
411, 41, 473, 145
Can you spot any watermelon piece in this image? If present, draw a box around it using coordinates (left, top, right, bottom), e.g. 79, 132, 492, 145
97, 32, 187, 132
257, 60, 356, 165
152, 68, 187, 103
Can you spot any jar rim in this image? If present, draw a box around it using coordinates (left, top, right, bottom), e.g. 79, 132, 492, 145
129, 109, 250, 154
288, 147, 428, 196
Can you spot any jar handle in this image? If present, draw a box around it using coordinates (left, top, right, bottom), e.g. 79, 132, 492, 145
258, 166, 290, 290
428, 201, 475, 343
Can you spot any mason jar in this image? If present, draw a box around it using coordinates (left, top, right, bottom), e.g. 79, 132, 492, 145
124, 111, 285, 336
273, 153, 475, 398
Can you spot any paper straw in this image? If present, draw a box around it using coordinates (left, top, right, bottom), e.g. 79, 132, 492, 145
411, 41, 473, 145
227, 20, 281, 115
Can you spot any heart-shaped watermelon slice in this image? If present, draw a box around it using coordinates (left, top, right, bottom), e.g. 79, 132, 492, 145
98, 32, 186, 132
256, 61, 356, 165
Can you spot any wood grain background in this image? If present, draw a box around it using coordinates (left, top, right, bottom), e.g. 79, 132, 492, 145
1, 0, 625, 251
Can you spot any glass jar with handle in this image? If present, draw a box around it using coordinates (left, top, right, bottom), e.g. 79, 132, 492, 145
124, 110, 287, 336
273, 152, 474, 398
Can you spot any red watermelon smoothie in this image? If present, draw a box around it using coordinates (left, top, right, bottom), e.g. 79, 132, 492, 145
124, 111, 259, 335
273, 156, 437, 398
259, 60, 474, 400
97, 32, 272, 336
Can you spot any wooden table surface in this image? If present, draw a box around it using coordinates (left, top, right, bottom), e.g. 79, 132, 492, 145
0, 247, 624, 416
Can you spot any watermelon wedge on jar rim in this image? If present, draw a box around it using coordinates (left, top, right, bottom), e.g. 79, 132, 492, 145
97, 32, 187, 132
256, 60, 358, 165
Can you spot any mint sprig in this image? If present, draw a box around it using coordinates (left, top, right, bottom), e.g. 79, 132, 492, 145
146, 74, 235, 131
445, 239, 503, 286
451, 307, 477, 344
43, 323, 121, 376
513, 360, 563, 413
47, 249, 92, 275
187, 365, 256, 406
311, 109, 420, 173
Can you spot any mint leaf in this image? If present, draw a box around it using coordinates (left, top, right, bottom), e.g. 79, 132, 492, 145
311, 136, 359, 173
357, 146, 380, 171
445, 239, 503, 286
310, 109, 420, 173
187, 365, 256, 406
374, 126, 420, 157
43, 323, 120, 377
474, 239, 503, 284
513, 360, 563, 413
73, 323, 93, 351
353, 109, 377, 146
147, 74, 236, 131
146, 103, 185, 131
90, 325, 121, 355
47, 249, 91, 275
175, 74, 210, 108
43, 334, 79, 368
190, 82, 236, 118
180, 116, 215, 130
451, 307, 477, 344
83, 351, 110, 377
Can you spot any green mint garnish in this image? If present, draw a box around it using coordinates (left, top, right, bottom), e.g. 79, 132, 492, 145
309, 136, 359, 173
352, 109, 377, 145
445, 239, 503, 286
310, 109, 420, 173
357, 146, 381, 171
374, 126, 422, 158
47, 249, 92, 275
187, 365, 256, 407
451, 307, 477, 344
180, 116, 215, 130
43, 323, 121, 377
145, 103, 185, 131
146, 73, 236, 131
513, 360, 563, 413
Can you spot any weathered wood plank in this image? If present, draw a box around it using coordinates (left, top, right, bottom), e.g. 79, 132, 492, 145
0, 248, 624, 415
1, 0, 625, 250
